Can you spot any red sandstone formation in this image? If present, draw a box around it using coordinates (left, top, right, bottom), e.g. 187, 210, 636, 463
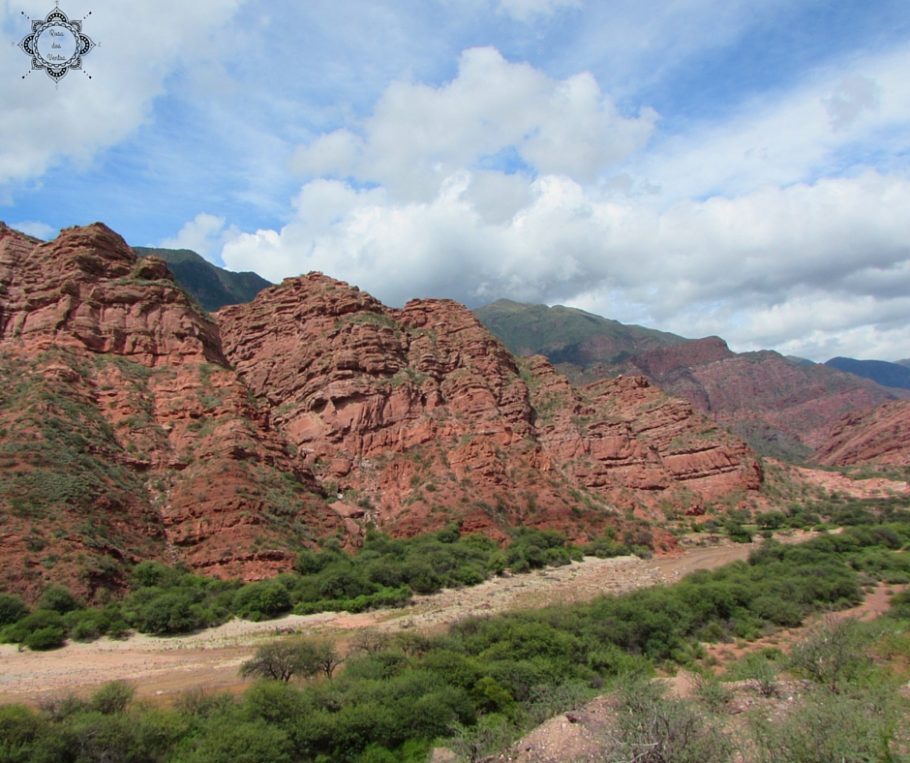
0, 223, 341, 600
627, 340, 894, 451
218, 274, 762, 537
815, 400, 910, 467
0, 221, 762, 600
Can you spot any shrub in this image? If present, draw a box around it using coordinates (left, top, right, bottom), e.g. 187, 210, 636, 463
0, 593, 28, 626
4, 609, 66, 649
25, 626, 66, 651
788, 618, 869, 693
727, 652, 781, 697
90, 681, 135, 714
606, 680, 733, 763
232, 581, 291, 621
36, 584, 81, 614
64, 608, 111, 641
129, 591, 202, 635
131, 560, 183, 588
176, 716, 294, 763
0, 703, 45, 761
751, 686, 902, 762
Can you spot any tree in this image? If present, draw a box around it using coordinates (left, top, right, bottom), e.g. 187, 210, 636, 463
310, 638, 344, 679
240, 637, 342, 682
349, 629, 390, 657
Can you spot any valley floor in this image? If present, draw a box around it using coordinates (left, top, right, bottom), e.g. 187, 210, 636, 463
0, 535, 813, 705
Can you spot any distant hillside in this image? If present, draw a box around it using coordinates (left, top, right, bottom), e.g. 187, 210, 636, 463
826, 357, 910, 390
134, 247, 271, 311
474, 299, 685, 371
816, 400, 910, 467
475, 300, 899, 461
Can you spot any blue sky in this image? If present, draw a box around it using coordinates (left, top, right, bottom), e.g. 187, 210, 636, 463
2, 0, 910, 361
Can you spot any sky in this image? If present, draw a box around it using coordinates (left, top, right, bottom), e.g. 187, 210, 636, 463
1, 0, 909, 362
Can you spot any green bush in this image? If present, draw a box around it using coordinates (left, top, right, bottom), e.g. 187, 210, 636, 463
751, 686, 902, 762
176, 715, 294, 763
0, 593, 28, 626
90, 681, 135, 714
232, 581, 292, 621
36, 584, 81, 614
4, 609, 66, 649
64, 608, 111, 641
788, 619, 870, 693
608, 680, 733, 763
0, 703, 46, 762
25, 625, 66, 651
128, 591, 203, 635
131, 560, 184, 588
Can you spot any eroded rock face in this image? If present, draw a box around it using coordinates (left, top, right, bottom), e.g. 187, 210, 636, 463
0, 222, 763, 600
0, 224, 340, 601
815, 401, 910, 467
219, 276, 762, 538
0, 223, 224, 366
524, 358, 761, 516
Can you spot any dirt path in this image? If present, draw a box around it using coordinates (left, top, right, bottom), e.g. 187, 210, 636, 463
0, 535, 807, 705
704, 581, 903, 670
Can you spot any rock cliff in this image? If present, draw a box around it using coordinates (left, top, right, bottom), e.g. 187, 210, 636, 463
475, 301, 897, 460
0, 223, 762, 600
0, 223, 341, 600
815, 400, 910, 467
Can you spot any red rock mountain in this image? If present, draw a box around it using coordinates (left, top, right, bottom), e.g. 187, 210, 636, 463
0, 222, 761, 600
815, 400, 910, 467
630, 338, 896, 455
474, 301, 898, 461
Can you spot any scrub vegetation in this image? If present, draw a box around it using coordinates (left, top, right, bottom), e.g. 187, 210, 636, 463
0, 512, 907, 762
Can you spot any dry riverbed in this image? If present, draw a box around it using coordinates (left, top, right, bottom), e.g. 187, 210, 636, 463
0, 534, 810, 705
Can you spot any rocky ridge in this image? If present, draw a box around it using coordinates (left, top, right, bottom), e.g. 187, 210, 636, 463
1, 223, 761, 600
474, 301, 898, 459
815, 400, 910, 467
0, 223, 341, 599
218, 274, 761, 538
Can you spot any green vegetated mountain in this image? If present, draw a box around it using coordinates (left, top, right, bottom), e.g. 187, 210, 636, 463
473, 298, 687, 366
134, 246, 271, 311
825, 356, 910, 391
475, 300, 902, 462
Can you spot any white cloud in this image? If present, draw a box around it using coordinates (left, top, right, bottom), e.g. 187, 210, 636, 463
222, 168, 910, 362
635, 42, 910, 203
289, 47, 657, 201
8, 219, 55, 240
0, 0, 244, 187
160, 212, 231, 260
221, 27, 910, 363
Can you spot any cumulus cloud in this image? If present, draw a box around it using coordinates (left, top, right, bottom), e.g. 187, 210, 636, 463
0, 0, 244, 188
223, 35, 910, 362
160, 212, 231, 261
289, 47, 657, 200
222, 168, 910, 361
